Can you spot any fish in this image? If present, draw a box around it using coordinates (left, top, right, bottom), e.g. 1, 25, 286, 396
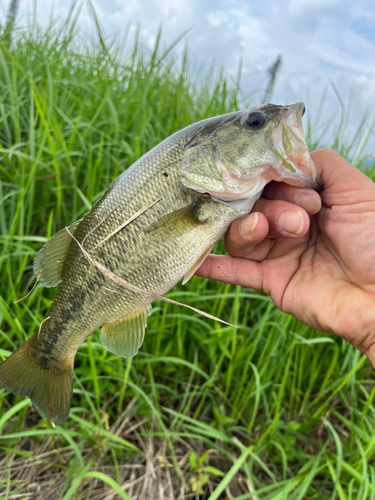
0, 102, 320, 425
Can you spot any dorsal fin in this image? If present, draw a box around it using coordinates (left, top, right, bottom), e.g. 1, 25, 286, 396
100, 305, 152, 358
33, 220, 81, 287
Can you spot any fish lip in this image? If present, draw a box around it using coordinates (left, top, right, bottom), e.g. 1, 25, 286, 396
271, 103, 322, 191
282, 102, 305, 131
287, 154, 322, 191
288, 164, 323, 191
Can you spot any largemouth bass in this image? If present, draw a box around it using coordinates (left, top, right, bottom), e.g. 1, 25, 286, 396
0, 103, 320, 425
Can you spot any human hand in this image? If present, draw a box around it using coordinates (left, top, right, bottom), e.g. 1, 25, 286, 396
196, 149, 375, 366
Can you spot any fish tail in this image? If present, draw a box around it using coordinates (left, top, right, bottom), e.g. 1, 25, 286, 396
0, 337, 73, 426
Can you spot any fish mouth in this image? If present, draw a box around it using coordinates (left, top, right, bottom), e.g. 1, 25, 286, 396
288, 153, 323, 191
180, 102, 322, 205
271, 103, 322, 191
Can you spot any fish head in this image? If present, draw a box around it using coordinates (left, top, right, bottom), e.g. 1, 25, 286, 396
180, 102, 321, 202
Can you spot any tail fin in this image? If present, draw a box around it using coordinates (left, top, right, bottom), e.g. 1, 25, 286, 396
0, 338, 73, 426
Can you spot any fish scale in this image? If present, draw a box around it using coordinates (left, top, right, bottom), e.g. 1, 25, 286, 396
0, 102, 320, 424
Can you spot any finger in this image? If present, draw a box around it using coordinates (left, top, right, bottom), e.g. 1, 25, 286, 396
239, 239, 274, 261
195, 253, 264, 291
311, 149, 375, 206
252, 199, 310, 239
224, 212, 269, 257
262, 182, 321, 215
225, 201, 310, 257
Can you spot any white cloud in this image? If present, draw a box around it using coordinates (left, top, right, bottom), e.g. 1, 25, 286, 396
207, 12, 224, 28
288, 0, 341, 17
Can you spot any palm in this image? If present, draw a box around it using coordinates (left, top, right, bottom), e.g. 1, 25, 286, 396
197, 150, 375, 364
264, 207, 375, 333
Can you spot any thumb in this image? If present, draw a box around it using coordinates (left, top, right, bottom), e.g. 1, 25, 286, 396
311, 149, 375, 208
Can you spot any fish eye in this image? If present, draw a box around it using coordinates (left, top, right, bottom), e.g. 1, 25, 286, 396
244, 111, 267, 131
302, 106, 306, 116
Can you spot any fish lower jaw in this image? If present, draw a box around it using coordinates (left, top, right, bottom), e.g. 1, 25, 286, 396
264, 161, 320, 190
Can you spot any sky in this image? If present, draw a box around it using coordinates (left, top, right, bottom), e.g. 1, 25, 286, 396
3, 0, 375, 155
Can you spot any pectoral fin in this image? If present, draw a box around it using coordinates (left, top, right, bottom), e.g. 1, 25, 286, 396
100, 305, 152, 358
34, 220, 82, 287
145, 200, 206, 237
182, 244, 215, 285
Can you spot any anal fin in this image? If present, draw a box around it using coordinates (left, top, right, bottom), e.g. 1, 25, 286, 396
182, 244, 215, 285
34, 219, 82, 287
100, 305, 152, 358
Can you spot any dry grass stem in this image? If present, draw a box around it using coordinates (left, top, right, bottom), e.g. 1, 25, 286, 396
35, 168, 75, 181
90, 198, 162, 252
82, 206, 119, 247
66, 227, 238, 329
104, 285, 237, 329
14, 272, 41, 304
1, 408, 235, 499
37, 316, 51, 338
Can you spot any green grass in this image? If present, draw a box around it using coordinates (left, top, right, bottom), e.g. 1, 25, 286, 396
1, 7, 375, 499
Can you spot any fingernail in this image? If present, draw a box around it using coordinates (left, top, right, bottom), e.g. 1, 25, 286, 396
293, 191, 321, 214
279, 210, 304, 235
239, 212, 258, 237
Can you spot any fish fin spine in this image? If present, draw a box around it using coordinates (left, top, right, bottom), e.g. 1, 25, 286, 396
0, 337, 73, 425
182, 244, 215, 285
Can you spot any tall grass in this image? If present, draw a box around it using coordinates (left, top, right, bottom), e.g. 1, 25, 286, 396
0, 7, 375, 499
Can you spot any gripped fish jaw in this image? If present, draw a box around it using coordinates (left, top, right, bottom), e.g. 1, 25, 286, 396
269, 102, 322, 191
180, 102, 321, 203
